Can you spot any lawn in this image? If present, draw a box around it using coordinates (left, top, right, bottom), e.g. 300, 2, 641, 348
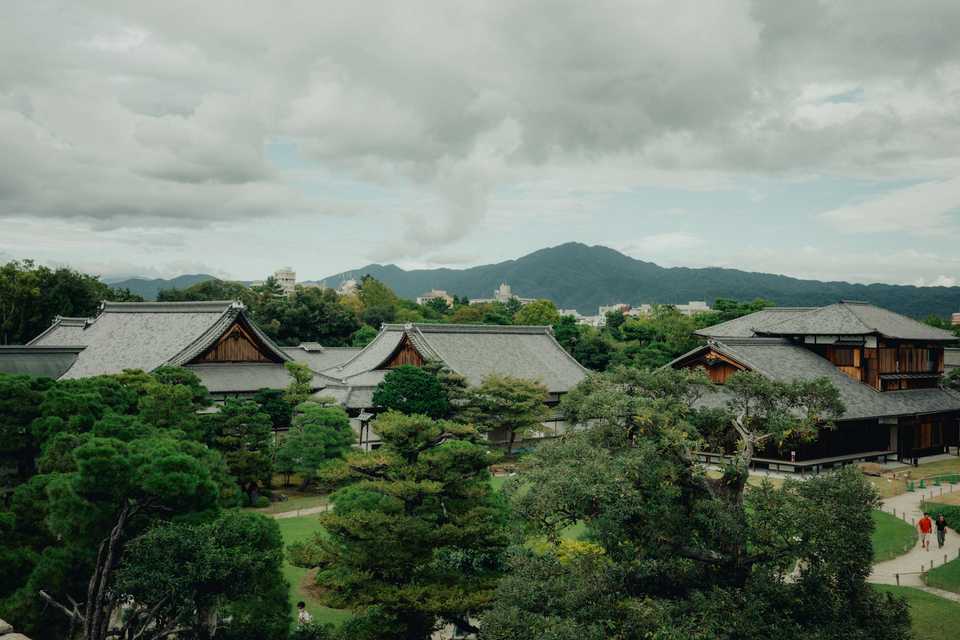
275, 515, 352, 626
926, 556, 960, 594
871, 509, 918, 561
873, 585, 960, 635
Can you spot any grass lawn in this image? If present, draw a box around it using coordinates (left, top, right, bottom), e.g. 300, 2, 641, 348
275, 515, 352, 626
872, 509, 918, 561
925, 554, 960, 594
247, 493, 329, 515
873, 585, 960, 635
490, 475, 509, 492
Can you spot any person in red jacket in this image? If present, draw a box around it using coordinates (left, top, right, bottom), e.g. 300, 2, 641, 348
919, 513, 933, 551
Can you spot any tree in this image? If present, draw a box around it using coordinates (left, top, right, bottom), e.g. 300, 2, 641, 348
351, 324, 378, 347
552, 315, 581, 352
291, 411, 508, 639
277, 402, 354, 488
114, 511, 289, 640
571, 333, 613, 370
210, 400, 274, 503
513, 299, 561, 326
462, 375, 550, 454
157, 279, 254, 305
285, 361, 315, 407
254, 388, 294, 431
484, 368, 908, 640
371, 365, 450, 418
358, 275, 400, 309
255, 288, 360, 346
424, 297, 452, 316
361, 304, 396, 329
0, 259, 141, 345
33, 435, 228, 640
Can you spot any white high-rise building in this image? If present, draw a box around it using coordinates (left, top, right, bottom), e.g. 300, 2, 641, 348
274, 267, 296, 296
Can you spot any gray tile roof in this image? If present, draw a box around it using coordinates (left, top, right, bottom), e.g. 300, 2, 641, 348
694, 308, 815, 338
186, 363, 327, 394
281, 345, 362, 372
27, 317, 90, 346
671, 337, 960, 421
39, 301, 290, 379
323, 323, 588, 395
0, 346, 84, 379
697, 302, 956, 341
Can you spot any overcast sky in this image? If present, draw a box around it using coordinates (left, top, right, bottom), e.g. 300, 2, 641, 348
3, 1, 960, 285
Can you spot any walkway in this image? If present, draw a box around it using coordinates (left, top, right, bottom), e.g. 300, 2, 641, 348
869, 482, 960, 602
268, 504, 331, 519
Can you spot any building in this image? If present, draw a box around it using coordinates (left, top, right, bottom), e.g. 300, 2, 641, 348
953, 313, 960, 326
670, 301, 960, 470
632, 301, 711, 317
336, 278, 359, 296
273, 267, 296, 296
5, 301, 329, 399
470, 282, 537, 306
416, 289, 455, 307
316, 323, 589, 449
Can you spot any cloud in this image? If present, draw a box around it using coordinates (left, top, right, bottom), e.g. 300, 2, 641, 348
820, 177, 960, 234
619, 233, 705, 257
4, 1, 960, 274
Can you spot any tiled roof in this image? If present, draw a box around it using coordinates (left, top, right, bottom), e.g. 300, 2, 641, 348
186, 362, 327, 394
0, 346, 84, 379
323, 323, 588, 394
27, 317, 90, 346
281, 345, 362, 372
697, 302, 956, 341
671, 337, 960, 421
37, 300, 290, 379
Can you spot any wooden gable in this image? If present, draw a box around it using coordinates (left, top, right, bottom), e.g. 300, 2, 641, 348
382, 334, 425, 369
675, 347, 748, 384
190, 319, 282, 364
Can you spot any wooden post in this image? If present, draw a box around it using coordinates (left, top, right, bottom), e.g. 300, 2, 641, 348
945, 554, 948, 565
896, 573, 900, 586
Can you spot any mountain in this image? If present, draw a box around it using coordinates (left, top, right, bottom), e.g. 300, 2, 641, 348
106, 274, 217, 300
321, 243, 960, 318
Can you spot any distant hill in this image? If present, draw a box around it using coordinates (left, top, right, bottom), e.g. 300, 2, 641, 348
106, 274, 217, 300
321, 242, 960, 318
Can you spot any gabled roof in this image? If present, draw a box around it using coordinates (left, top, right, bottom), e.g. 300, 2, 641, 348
185, 362, 329, 394
40, 300, 290, 379
0, 346, 85, 379
670, 337, 960, 421
324, 323, 588, 395
697, 302, 956, 342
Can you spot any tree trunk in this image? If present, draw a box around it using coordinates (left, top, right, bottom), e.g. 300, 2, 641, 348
84, 502, 132, 640
507, 429, 516, 456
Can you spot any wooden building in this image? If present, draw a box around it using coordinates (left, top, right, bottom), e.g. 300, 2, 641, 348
14, 301, 330, 398
670, 301, 960, 469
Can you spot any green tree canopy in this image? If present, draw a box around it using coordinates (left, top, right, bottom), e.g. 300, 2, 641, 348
461, 374, 550, 454
209, 399, 274, 503
371, 365, 450, 418
278, 402, 354, 488
291, 411, 508, 639
513, 299, 561, 326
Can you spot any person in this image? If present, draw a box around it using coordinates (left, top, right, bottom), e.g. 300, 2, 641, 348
297, 601, 313, 626
918, 512, 933, 551
936, 513, 948, 549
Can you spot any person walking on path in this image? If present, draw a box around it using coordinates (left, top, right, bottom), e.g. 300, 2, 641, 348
919, 512, 933, 551
936, 513, 949, 549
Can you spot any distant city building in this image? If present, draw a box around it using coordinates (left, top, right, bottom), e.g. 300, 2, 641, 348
952, 312, 960, 326
598, 303, 631, 316
470, 282, 537, 306
273, 267, 296, 295
336, 278, 359, 296
416, 289, 454, 307
631, 301, 712, 317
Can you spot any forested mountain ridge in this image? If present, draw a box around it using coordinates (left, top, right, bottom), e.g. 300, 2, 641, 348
321, 243, 960, 318
105, 273, 217, 300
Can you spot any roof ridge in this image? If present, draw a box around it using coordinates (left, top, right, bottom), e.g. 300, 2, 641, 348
383, 322, 552, 335
0, 345, 86, 353
100, 300, 240, 314
833, 302, 874, 333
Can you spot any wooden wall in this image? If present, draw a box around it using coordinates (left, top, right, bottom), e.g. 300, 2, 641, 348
384, 336, 424, 368
192, 321, 277, 364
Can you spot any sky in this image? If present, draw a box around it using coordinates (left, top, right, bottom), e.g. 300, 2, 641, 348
3, 1, 960, 286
